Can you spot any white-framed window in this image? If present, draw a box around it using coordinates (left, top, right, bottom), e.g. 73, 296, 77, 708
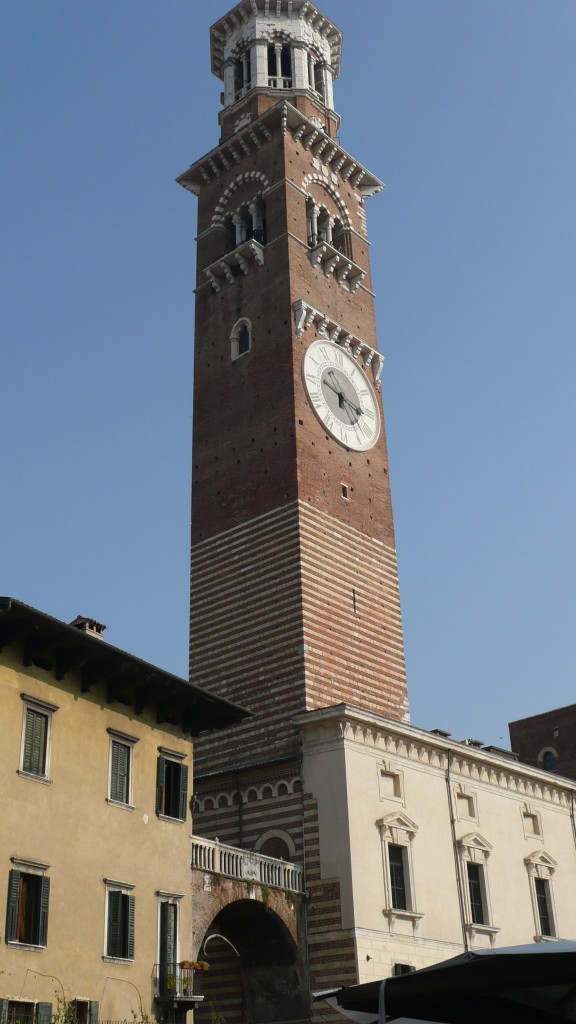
377, 813, 423, 935
19, 694, 58, 781
5, 857, 50, 948
107, 728, 138, 807
231, 318, 252, 361
457, 832, 499, 946
157, 892, 183, 965
156, 892, 187, 997
156, 748, 189, 822
525, 850, 558, 939
104, 878, 135, 961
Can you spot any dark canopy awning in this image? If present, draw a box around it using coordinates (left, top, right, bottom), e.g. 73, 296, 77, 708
316, 942, 576, 1023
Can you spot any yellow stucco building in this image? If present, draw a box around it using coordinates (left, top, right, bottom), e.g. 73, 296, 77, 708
0, 597, 247, 1024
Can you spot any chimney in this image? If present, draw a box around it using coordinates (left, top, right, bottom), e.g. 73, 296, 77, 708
69, 615, 107, 640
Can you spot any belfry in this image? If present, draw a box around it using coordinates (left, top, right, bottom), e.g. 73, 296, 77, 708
179, 0, 409, 779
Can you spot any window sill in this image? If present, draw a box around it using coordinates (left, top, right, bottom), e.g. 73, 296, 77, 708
17, 770, 52, 785
106, 798, 135, 811
157, 813, 186, 824
466, 923, 500, 948
102, 956, 134, 964
382, 908, 424, 937
535, 933, 559, 942
231, 349, 251, 363
7, 941, 45, 951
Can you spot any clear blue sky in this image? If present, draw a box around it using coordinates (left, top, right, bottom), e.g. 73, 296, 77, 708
2, 2, 576, 748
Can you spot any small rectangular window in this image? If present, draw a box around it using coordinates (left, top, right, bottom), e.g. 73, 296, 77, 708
535, 878, 555, 936
388, 845, 408, 911
392, 963, 415, 977
106, 890, 135, 960
156, 757, 188, 821
467, 863, 485, 925
5, 870, 50, 946
109, 740, 131, 804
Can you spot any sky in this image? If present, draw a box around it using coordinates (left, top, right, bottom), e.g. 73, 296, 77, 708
2, 1, 576, 749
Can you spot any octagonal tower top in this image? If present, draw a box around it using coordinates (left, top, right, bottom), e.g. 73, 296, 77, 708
210, 0, 343, 140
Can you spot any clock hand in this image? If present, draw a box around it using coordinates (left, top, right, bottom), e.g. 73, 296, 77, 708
323, 378, 342, 398
341, 393, 362, 417
323, 372, 348, 409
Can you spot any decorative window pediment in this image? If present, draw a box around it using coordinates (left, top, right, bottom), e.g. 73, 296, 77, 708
377, 812, 418, 843
524, 850, 557, 877
458, 832, 493, 862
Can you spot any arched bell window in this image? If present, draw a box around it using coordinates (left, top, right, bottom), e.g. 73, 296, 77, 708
317, 207, 332, 244
267, 43, 293, 89
540, 749, 558, 773
225, 200, 267, 251
332, 217, 352, 258
233, 49, 252, 101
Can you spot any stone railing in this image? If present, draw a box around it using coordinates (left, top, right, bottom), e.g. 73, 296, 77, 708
191, 835, 304, 893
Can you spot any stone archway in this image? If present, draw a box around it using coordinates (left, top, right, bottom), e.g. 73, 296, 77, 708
196, 900, 308, 1024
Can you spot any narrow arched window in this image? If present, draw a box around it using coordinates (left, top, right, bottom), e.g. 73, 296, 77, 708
542, 750, 558, 773
231, 319, 252, 361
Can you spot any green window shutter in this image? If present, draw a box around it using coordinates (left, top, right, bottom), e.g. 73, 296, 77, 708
177, 764, 189, 822
0, 1000, 9, 1024
127, 895, 135, 960
107, 891, 122, 957
38, 876, 50, 946
23, 710, 47, 775
36, 1004, 53, 1024
160, 902, 177, 967
110, 742, 129, 802
156, 757, 166, 815
5, 869, 21, 941
88, 1003, 99, 1024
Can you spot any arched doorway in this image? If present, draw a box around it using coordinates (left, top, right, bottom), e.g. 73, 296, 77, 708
196, 900, 308, 1024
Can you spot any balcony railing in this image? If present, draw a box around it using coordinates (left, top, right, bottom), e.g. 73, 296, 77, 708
268, 76, 293, 90
154, 962, 205, 1002
192, 835, 305, 893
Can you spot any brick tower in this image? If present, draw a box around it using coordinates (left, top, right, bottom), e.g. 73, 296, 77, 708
179, 0, 409, 776
178, 1, 410, 1009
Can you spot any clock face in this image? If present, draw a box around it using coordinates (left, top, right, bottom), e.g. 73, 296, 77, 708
302, 340, 381, 452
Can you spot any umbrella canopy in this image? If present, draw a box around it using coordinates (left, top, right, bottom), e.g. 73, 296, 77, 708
316, 942, 576, 1023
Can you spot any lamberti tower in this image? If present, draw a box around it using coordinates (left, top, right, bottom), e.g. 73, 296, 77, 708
178, 0, 409, 1001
